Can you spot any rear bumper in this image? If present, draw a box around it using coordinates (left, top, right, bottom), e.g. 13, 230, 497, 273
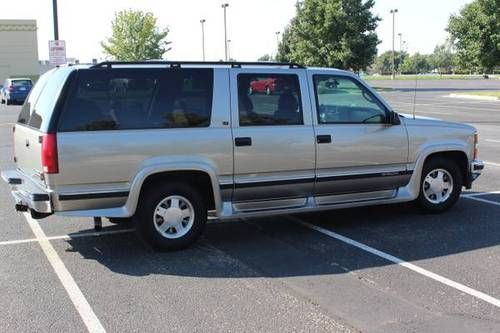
1, 169, 53, 216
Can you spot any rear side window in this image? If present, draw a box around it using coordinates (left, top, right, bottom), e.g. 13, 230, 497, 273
237, 73, 303, 126
17, 70, 55, 126
57, 68, 213, 131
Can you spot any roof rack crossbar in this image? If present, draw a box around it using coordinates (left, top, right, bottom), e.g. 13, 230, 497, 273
90, 61, 305, 69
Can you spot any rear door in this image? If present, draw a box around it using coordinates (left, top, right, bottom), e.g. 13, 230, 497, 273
229, 68, 315, 209
14, 68, 72, 185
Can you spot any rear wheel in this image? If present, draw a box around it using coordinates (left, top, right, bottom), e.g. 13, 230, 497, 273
417, 157, 462, 213
134, 182, 207, 251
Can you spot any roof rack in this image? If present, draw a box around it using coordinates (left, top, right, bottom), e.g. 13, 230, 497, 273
90, 61, 305, 69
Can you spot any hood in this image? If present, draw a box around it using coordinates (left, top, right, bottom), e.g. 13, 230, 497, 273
399, 113, 476, 133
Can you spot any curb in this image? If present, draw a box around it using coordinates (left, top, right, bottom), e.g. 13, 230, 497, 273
447, 93, 499, 101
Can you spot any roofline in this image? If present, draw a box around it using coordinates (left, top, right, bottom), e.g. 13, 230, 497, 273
90, 61, 305, 69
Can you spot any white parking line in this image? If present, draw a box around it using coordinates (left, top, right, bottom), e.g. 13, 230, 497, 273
463, 195, 500, 207
461, 190, 500, 198
0, 228, 135, 246
485, 139, 500, 144
485, 161, 500, 167
288, 216, 500, 309
24, 213, 106, 333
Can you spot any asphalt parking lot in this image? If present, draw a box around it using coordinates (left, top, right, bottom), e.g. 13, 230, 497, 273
1, 79, 500, 332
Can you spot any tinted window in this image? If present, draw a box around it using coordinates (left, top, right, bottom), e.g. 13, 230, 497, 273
17, 69, 56, 126
58, 68, 213, 131
12, 80, 32, 86
237, 74, 302, 126
28, 69, 71, 129
314, 75, 388, 124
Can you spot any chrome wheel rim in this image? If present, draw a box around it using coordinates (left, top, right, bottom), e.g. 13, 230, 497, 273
423, 168, 453, 204
153, 195, 195, 239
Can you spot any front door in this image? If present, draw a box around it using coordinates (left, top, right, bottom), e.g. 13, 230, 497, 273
310, 74, 409, 202
230, 68, 315, 209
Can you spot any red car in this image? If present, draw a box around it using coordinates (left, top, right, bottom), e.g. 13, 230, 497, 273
249, 77, 278, 95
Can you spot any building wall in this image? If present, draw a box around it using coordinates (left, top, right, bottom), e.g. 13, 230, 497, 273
0, 20, 38, 84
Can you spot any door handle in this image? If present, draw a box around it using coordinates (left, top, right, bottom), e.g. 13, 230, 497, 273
316, 135, 332, 144
235, 137, 252, 147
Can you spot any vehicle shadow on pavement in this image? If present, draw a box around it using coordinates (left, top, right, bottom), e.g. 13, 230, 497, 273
62, 198, 500, 278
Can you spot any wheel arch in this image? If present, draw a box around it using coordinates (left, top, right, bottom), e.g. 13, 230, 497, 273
127, 163, 223, 217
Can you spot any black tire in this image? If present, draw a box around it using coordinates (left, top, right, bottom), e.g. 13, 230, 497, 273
416, 157, 462, 213
5, 99, 11, 105
134, 182, 207, 251
107, 217, 133, 224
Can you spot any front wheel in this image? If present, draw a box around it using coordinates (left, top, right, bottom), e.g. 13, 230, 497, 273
134, 182, 207, 251
416, 158, 462, 213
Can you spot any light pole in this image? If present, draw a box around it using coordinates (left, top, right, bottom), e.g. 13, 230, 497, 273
200, 19, 206, 61
227, 39, 231, 60
398, 32, 402, 74
275, 31, 280, 60
221, 3, 229, 61
390, 9, 398, 79
52, 0, 59, 40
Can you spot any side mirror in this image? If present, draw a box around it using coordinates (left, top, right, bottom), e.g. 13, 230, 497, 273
390, 111, 401, 125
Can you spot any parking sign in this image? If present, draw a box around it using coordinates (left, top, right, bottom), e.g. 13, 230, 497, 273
49, 40, 66, 66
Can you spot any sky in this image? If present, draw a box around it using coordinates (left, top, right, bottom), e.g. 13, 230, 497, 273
2, 0, 472, 62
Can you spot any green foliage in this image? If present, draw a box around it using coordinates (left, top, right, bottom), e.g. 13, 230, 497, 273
257, 54, 274, 62
101, 10, 172, 61
400, 53, 432, 74
447, 0, 499, 72
374, 50, 407, 75
276, 0, 380, 71
430, 40, 457, 74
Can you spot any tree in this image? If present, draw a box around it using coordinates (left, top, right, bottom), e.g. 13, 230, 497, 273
257, 54, 274, 62
447, 0, 499, 73
101, 10, 172, 61
400, 53, 432, 74
276, 0, 380, 71
430, 40, 457, 74
374, 50, 407, 75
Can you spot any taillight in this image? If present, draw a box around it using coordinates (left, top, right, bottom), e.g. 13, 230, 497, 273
41, 133, 59, 174
473, 133, 479, 160
8, 85, 15, 92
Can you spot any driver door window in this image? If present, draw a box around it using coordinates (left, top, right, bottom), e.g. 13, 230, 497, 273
314, 75, 388, 124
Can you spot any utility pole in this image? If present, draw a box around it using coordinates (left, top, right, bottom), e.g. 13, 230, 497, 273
200, 19, 206, 61
390, 9, 398, 79
221, 3, 229, 61
275, 31, 280, 59
227, 39, 231, 60
398, 33, 402, 74
52, 0, 59, 40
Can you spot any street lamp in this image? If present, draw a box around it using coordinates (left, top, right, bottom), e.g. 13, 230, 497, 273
398, 32, 402, 74
200, 19, 206, 61
275, 31, 281, 59
221, 3, 229, 61
390, 9, 398, 79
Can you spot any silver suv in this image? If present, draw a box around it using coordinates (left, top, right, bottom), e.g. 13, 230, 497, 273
1, 61, 484, 250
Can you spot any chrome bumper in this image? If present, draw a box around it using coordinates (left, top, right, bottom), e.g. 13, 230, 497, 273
1, 169, 53, 214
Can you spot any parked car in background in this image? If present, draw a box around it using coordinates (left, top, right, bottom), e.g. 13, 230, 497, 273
1, 78, 33, 105
249, 77, 279, 95
1, 62, 484, 251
